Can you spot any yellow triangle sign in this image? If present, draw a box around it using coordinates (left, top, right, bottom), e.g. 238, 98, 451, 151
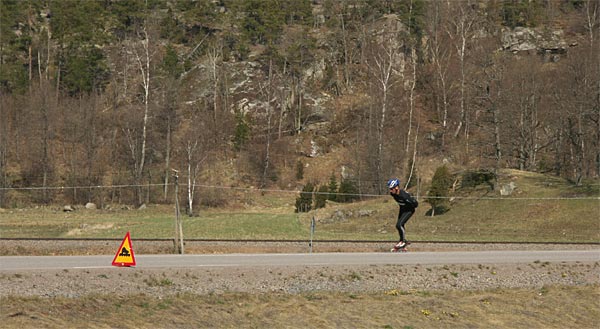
112, 232, 136, 267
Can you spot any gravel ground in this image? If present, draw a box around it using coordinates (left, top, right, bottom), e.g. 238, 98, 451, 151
1, 239, 598, 256
0, 240, 598, 298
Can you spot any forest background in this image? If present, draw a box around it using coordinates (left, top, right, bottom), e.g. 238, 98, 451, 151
0, 0, 598, 214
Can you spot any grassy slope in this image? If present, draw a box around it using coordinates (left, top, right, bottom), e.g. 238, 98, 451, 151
304, 169, 600, 242
0, 170, 598, 242
3, 285, 599, 328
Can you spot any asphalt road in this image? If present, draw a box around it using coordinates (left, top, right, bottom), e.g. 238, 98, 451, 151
1, 250, 598, 271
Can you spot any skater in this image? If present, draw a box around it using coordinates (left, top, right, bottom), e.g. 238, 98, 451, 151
387, 178, 418, 251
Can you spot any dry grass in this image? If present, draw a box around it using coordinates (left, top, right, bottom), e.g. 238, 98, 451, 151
3, 285, 599, 328
307, 169, 600, 242
1, 169, 598, 328
0, 169, 597, 242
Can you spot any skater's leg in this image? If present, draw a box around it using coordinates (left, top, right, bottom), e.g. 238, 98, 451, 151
396, 210, 414, 243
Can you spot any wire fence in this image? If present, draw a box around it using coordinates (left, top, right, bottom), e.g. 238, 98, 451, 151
1, 183, 598, 199
1, 182, 598, 245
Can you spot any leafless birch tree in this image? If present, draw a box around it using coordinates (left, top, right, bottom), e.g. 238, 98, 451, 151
365, 23, 404, 193
446, 1, 477, 141
123, 14, 155, 206
426, 0, 454, 148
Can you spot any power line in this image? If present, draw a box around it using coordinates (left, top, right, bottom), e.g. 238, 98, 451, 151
0, 183, 598, 200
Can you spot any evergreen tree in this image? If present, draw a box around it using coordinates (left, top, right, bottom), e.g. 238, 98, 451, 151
327, 173, 338, 202
425, 165, 454, 216
501, 0, 543, 28
405, 159, 419, 189
295, 160, 304, 180
241, 0, 285, 45
295, 182, 314, 213
232, 111, 250, 152
0, 0, 39, 93
50, 0, 109, 94
282, 0, 313, 26
314, 184, 328, 209
337, 178, 359, 203
161, 45, 183, 78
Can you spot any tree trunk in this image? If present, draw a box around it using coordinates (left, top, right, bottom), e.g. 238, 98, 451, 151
262, 59, 274, 188
163, 117, 171, 202
340, 14, 350, 88
132, 25, 151, 206
406, 48, 417, 154
187, 143, 194, 216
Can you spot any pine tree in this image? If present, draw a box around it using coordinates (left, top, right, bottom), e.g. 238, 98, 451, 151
296, 160, 305, 180
426, 165, 453, 216
314, 185, 328, 209
295, 182, 314, 213
337, 178, 359, 203
327, 173, 338, 201
232, 112, 250, 152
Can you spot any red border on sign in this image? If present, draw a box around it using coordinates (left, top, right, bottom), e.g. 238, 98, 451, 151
111, 231, 136, 267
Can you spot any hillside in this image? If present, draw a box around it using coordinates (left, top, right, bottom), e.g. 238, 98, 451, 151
0, 0, 598, 209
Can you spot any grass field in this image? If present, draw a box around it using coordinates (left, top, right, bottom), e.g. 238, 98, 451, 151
1, 170, 597, 243
1, 170, 598, 329
3, 285, 599, 328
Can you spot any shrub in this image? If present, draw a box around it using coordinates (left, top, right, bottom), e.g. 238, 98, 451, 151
404, 159, 418, 189
461, 170, 496, 189
232, 111, 250, 152
296, 160, 304, 180
314, 185, 328, 209
295, 182, 314, 213
337, 178, 359, 203
327, 174, 338, 202
426, 165, 453, 216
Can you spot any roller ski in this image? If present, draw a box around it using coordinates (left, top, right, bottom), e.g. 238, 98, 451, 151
390, 241, 410, 253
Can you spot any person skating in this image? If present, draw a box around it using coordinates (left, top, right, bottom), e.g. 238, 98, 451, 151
387, 178, 418, 251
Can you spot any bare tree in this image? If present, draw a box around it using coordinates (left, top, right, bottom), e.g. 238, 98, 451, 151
184, 138, 206, 217
425, 0, 454, 149
18, 80, 55, 203
405, 47, 417, 155
474, 53, 507, 172
583, 0, 600, 177
259, 58, 276, 188
364, 19, 405, 194
0, 96, 13, 206
207, 38, 223, 145
176, 97, 211, 217
122, 13, 156, 206
557, 50, 598, 183
446, 1, 478, 142
584, 0, 598, 48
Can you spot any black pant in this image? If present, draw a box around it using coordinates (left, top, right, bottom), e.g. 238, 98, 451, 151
396, 210, 414, 242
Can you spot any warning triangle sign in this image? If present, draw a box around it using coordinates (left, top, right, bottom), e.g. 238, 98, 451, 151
112, 231, 136, 267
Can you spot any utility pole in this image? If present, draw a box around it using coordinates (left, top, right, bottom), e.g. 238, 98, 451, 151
172, 169, 184, 254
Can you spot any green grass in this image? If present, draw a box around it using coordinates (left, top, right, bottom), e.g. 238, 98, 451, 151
0, 207, 310, 240
0, 169, 598, 243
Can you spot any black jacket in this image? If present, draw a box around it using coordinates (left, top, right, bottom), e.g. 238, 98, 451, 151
390, 189, 418, 211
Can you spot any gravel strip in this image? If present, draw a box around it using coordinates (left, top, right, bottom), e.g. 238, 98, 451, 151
0, 239, 597, 256
0, 240, 598, 298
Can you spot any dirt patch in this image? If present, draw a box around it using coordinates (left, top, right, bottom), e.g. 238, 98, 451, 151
66, 223, 115, 236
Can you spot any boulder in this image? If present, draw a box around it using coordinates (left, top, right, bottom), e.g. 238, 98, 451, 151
501, 27, 567, 54
500, 182, 517, 196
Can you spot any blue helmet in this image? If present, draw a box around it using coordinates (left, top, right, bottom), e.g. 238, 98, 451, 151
387, 178, 400, 189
